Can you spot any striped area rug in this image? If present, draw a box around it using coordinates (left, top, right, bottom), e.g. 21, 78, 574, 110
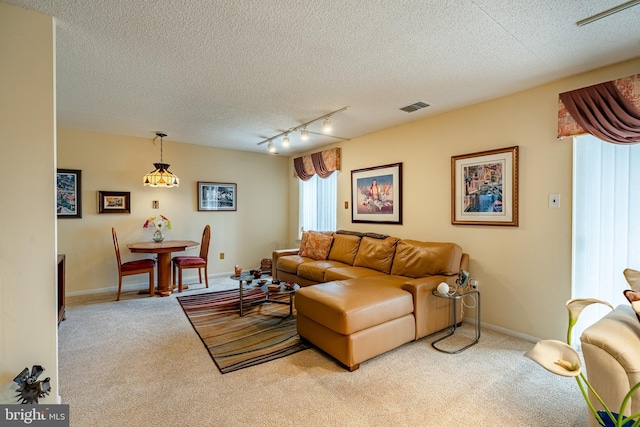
177, 288, 309, 374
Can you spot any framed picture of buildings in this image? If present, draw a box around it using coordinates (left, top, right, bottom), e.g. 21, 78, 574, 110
198, 182, 237, 211
57, 169, 82, 218
451, 146, 519, 226
351, 162, 402, 224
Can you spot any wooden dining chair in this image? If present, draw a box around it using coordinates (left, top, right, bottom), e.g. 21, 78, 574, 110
112, 227, 156, 301
172, 225, 211, 292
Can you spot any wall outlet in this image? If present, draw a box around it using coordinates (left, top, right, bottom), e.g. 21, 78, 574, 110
469, 279, 479, 290
549, 193, 561, 208
219, 252, 224, 260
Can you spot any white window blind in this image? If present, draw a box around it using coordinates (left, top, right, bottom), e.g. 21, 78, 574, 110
299, 172, 337, 236
572, 134, 640, 339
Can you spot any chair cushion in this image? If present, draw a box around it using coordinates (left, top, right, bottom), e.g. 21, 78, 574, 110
173, 256, 205, 266
121, 259, 155, 272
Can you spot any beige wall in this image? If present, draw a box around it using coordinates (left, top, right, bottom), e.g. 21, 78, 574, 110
0, 3, 57, 403
288, 56, 640, 342
57, 129, 290, 294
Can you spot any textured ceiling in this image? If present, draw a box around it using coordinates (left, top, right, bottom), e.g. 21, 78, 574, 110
5, 0, 640, 154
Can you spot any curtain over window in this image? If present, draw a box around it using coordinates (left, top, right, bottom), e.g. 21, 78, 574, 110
558, 73, 640, 143
293, 148, 341, 181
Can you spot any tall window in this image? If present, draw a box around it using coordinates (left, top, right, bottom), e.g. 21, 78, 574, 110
299, 172, 337, 236
572, 134, 640, 339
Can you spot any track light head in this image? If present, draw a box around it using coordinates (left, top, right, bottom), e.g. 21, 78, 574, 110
300, 128, 309, 141
267, 141, 275, 152
282, 134, 290, 147
322, 117, 332, 132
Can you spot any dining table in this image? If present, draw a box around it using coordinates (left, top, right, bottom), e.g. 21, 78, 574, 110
127, 240, 199, 297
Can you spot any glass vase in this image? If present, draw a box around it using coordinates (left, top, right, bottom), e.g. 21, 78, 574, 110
152, 230, 165, 242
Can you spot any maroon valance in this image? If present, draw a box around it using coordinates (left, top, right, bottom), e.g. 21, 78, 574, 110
293, 148, 341, 181
558, 73, 640, 144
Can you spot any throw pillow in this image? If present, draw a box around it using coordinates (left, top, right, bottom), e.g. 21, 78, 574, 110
298, 231, 311, 257
302, 231, 333, 260
623, 289, 640, 322
624, 268, 640, 292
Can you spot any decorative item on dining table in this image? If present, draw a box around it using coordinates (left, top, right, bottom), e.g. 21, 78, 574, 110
143, 215, 172, 242
234, 265, 242, 277
525, 298, 640, 427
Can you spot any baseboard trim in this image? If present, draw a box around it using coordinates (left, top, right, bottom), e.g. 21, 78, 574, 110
464, 316, 539, 343
66, 272, 234, 297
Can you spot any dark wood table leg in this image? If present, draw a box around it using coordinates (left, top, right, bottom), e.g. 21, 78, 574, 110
156, 252, 172, 296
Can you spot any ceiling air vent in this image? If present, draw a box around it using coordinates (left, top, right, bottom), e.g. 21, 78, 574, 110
400, 101, 430, 113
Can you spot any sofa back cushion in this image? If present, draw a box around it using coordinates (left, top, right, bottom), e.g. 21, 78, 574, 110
299, 231, 334, 260
328, 233, 361, 265
353, 236, 399, 274
391, 240, 463, 278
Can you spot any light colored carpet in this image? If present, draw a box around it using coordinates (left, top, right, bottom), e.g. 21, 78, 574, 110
59, 277, 586, 426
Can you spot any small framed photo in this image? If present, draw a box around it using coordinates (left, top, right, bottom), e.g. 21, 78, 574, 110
98, 191, 131, 214
198, 182, 237, 211
451, 146, 519, 226
351, 162, 402, 224
57, 169, 82, 218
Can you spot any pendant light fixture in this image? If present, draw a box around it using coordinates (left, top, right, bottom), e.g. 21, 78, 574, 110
143, 132, 180, 187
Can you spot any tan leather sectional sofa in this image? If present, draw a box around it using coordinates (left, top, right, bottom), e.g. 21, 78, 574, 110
272, 230, 469, 371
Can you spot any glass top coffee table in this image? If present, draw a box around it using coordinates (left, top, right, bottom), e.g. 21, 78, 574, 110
229, 272, 264, 316
260, 282, 300, 316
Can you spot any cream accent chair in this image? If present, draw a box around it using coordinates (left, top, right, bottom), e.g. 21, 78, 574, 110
580, 304, 640, 426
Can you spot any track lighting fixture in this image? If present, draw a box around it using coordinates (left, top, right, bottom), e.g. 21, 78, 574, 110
257, 106, 349, 152
322, 118, 332, 132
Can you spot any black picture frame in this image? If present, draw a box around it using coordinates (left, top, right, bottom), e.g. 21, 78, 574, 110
57, 169, 82, 218
198, 182, 237, 211
351, 162, 402, 224
98, 191, 131, 214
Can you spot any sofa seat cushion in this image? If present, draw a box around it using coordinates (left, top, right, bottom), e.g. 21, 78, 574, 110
295, 281, 414, 335
277, 254, 313, 275
324, 266, 387, 282
297, 260, 350, 283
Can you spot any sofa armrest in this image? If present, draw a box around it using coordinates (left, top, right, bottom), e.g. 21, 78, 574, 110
272, 248, 300, 280
402, 275, 462, 339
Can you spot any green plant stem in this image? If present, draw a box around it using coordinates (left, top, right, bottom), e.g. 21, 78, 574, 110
577, 373, 609, 426
617, 382, 640, 427
567, 314, 576, 346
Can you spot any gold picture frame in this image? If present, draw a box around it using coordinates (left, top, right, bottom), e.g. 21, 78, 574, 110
451, 146, 519, 226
